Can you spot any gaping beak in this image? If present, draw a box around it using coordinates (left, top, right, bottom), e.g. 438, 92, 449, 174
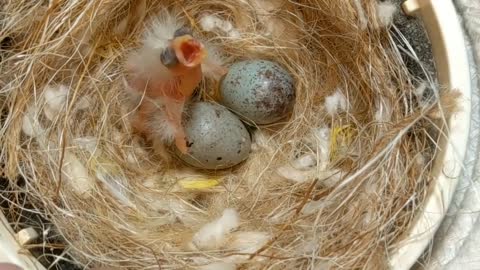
171, 35, 207, 68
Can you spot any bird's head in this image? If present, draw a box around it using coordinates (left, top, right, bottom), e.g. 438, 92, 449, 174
161, 27, 207, 70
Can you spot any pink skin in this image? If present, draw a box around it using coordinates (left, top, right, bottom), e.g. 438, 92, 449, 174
0, 263, 23, 270
129, 35, 228, 154
162, 96, 188, 154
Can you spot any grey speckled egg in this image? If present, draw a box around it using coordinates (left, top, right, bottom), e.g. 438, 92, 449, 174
220, 60, 295, 124
177, 101, 251, 170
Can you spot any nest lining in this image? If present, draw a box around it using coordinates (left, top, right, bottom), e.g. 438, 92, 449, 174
0, 0, 457, 269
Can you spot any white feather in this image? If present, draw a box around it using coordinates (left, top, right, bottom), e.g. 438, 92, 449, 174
43, 106, 57, 122
198, 262, 236, 270
126, 152, 138, 165
354, 0, 368, 30
312, 127, 331, 168
96, 169, 135, 208
222, 232, 271, 263
376, 1, 397, 27
276, 165, 312, 183
75, 137, 134, 207
319, 170, 343, 188
43, 85, 68, 121
44, 84, 68, 111
191, 208, 240, 250
228, 231, 270, 254
414, 82, 427, 97
281, 127, 344, 186
413, 81, 428, 108
199, 14, 240, 38
251, 130, 274, 154
43, 85, 91, 120
374, 99, 392, 122
73, 136, 98, 154
22, 107, 43, 138
416, 153, 426, 166
249, 0, 285, 13
275, 152, 316, 183
199, 15, 223, 32
142, 175, 159, 188
292, 154, 316, 169
374, 102, 384, 122
62, 152, 94, 196
324, 90, 348, 116
22, 103, 93, 196
302, 200, 329, 215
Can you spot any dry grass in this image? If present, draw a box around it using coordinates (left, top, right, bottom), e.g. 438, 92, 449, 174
0, 0, 456, 269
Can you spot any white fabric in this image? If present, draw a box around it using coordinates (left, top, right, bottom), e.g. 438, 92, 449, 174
427, 1, 480, 269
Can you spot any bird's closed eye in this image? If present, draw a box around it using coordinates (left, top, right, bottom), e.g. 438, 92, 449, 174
174, 26, 192, 38
160, 46, 179, 67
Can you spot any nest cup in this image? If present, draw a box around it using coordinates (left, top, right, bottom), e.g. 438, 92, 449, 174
0, 0, 469, 269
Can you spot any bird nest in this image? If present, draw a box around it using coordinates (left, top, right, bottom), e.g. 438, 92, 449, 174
0, 0, 459, 269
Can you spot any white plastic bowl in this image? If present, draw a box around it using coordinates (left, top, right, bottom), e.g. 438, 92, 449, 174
0, 210, 46, 269
0, 0, 472, 269
389, 0, 471, 269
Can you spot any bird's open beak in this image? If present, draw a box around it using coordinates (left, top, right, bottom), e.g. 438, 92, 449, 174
171, 35, 207, 68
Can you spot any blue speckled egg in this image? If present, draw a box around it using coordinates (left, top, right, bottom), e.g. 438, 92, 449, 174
220, 60, 295, 124
176, 101, 251, 170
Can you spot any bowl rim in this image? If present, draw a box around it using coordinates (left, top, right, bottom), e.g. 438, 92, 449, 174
388, 0, 472, 269
0, 208, 46, 269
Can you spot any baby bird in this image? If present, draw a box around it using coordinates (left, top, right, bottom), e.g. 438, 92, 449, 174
126, 11, 227, 154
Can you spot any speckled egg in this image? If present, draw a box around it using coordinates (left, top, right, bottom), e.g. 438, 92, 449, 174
220, 60, 295, 124
176, 101, 251, 170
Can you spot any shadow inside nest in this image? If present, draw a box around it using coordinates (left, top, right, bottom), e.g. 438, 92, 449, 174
0, 174, 82, 270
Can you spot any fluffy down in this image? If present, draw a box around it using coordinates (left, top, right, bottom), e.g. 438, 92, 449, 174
199, 14, 240, 38
125, 10, 177, 84
147, 99, 180, 143
191, 208, 240, 250
227, 231, 270, 254
376, 1, 397, 27
127, 10, 226, 84
276, 154, 317, 183
324, 90, 348, 116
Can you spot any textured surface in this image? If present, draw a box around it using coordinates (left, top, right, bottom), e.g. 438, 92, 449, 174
423, 0, 480, 269
220, 60, 295, 125
391, 0, 436, 81
177, 101, 251, 170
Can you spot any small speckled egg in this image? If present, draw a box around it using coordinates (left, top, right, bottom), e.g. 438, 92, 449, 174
220, 60, 295, 124
177, 101, 251, 170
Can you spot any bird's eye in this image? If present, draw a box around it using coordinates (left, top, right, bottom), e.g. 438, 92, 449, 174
174, 26, 192, 38
160, 47, 178, 67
